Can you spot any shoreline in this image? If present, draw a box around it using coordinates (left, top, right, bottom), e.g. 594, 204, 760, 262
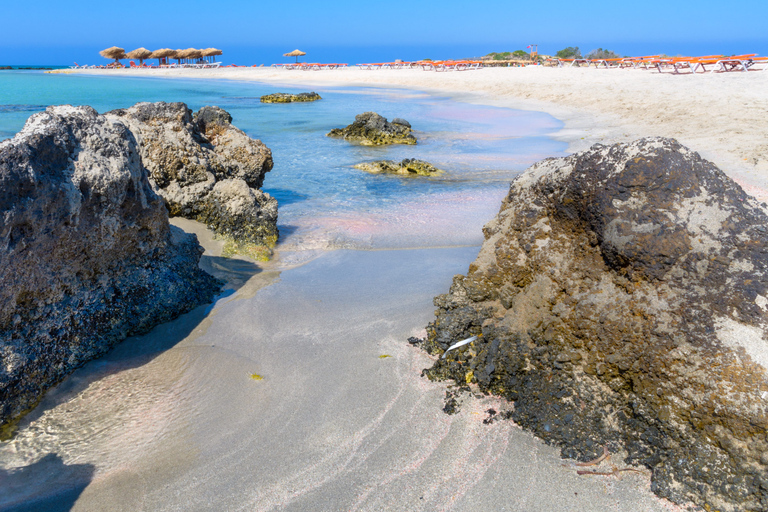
68, 66, 768, 201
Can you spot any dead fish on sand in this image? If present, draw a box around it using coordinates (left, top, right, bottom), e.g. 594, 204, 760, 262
442, 336, 478, 359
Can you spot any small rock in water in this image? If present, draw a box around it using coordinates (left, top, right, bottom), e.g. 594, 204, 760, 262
354, 158, 444, 177
260, 92, 322, 103
327, 112, 417, 146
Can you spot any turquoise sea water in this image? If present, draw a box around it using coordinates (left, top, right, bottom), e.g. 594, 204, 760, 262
0, 70, 566, 253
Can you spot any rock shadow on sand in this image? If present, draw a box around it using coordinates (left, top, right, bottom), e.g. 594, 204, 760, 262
0, 453, 95, 512
5, 252, 276, 441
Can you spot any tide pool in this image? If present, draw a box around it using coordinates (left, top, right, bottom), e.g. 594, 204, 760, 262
0, 70, 566, 255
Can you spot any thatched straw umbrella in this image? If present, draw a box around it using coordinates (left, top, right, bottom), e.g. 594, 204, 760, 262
99, 46, 126, 66
174, 49, 185, 65
150, 48, 176, 66
175, 48, 199, 65
202, 47, 223, 63
283, 49, 306, 63
126, 47, 152, 65
184, 48, 203, 64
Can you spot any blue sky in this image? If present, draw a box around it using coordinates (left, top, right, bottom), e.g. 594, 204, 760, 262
2, 0, 767, 64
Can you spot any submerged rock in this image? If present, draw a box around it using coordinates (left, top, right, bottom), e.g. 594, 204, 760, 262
420, 138, 768, 511
354, 158, 444, 176
327, 112, 416, 146
260, 92, 321, 103
110, 103, 278, 255
0, 105, 222, 436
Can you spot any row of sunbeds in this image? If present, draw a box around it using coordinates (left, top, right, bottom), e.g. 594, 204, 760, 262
271, 63, 349, 70
270, 61, 485, 71
72, 62, 223, 69
357, 61, 484, 71
548, 54, 768, 73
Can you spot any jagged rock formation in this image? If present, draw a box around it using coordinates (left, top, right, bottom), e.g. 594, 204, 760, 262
419, 138, 768, 511
110, 103, 278, 253
354, 158, 444, 176
260, 92, 321, 103
0, 105, 222, 436
327, 112, 416, 145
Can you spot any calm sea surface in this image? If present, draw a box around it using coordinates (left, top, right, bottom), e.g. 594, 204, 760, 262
0, 70, 566, 253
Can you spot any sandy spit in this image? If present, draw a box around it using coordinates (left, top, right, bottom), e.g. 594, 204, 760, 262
73, 65, 768, 201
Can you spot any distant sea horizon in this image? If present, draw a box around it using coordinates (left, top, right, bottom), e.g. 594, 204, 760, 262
2, 40, 767, 68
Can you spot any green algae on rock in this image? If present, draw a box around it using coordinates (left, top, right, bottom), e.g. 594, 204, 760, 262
260, 92, 321, 103
419, 137, 768, 512
354, 158, 444, 177
327, 112, 416, 146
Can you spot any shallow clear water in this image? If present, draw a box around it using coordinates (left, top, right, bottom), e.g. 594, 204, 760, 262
0, 71, 566, 252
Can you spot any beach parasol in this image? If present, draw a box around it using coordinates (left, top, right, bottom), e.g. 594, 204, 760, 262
150, 48, 176, 66
185, 48, 203, 62
283, 49, 306, 63
126, 47, 152, 65
177, 48, 202, 65
99, 46, 126, 66
202, 47, 223, 63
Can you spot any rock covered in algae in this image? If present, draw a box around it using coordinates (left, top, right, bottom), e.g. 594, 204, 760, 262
260, 92, 321, 103
419, 137, 768, 511
109, 103, 278, 252
354, 158, 444, 176
327, 112, 416, 146
0, 105, 222, 436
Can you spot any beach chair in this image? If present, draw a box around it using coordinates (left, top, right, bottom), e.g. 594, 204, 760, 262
748, 56, 768, 71
633, 56, 661, 69
569, 58, 592, 67
707, 54, 758, 72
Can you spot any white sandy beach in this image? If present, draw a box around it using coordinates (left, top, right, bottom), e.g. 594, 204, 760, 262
76, 65, 768, 201
5, 65, 752, 511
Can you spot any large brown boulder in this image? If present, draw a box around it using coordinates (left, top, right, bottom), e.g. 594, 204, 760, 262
110, 103, 278, 252
419, 138, 768, 511
0, 105, 221, 436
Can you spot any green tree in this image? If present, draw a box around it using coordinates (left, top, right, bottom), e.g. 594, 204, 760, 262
511, 50, 530, 59
585, 48, 620, 59
486, 51, 511, 60
555, 47, 581, 59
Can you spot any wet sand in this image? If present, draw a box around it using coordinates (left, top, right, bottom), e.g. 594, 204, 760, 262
0, 219, 688, 511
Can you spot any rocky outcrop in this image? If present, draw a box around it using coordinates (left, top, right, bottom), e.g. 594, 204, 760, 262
260, 92, 321, 103
109, 103, 278, 255
354, 158, 444, 176
327, 112, 416, 145
418, 138, 768, 511
0, 105, 222, 436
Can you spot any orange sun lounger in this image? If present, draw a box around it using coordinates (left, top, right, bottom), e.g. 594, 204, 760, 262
703, 54, 758, 72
